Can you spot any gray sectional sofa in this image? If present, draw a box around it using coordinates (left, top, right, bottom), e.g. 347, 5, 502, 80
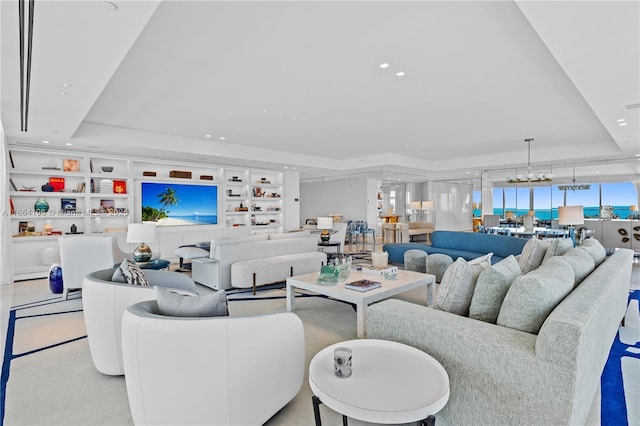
383, 230, 528, 264
368, 240, 633, 425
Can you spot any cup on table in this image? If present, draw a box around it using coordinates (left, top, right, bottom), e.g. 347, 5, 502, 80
334, 346, 352, 378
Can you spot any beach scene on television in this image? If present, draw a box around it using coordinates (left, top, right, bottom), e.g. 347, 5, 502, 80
141, 182, 218, 226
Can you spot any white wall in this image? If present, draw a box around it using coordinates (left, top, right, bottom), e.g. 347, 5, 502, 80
426, 182, 474, 231
283, 170, 300, 231
300, 178, 373, 223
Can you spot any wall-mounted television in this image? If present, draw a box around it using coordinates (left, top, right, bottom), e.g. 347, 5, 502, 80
140, 182, 218, 226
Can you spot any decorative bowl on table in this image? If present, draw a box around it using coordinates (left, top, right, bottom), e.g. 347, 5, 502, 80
101, 166, 114, 172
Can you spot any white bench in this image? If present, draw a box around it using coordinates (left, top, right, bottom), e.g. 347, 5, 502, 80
232, 252, 327, 294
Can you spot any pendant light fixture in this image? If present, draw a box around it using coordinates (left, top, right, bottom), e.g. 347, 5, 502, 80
507, 138, 553, 184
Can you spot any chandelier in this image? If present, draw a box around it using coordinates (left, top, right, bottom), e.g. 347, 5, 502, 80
557, 166, 591, 191
507, 138, 553, 184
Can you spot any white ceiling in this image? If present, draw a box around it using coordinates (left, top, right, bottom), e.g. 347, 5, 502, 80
1, 0, 639, 184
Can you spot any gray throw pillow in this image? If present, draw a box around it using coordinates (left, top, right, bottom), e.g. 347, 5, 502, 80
579, 238, 607, 266
115, 258, 151, 286
433, 253, 492, 316
560, 247, 595, 286
497, 257, 574, 334
518, 238, 551, 274
542, 238, 573, 262
469, 255, 521, 323
156, 287, 229, 317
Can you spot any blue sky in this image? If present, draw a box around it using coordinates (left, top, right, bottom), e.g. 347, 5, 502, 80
141, 182, 218, 216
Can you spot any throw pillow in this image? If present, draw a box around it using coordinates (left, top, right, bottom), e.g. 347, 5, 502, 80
115, 258, 151, 286
433, 253, 492, 316
174, 246, 210, 260
497, 257, 574, 334
156, 287, 229, 317
518, 238, 551, 274
542, 238, 574, 262
579, 238, 607, 266
469, 255, 522, 323
561, 247, 595, 286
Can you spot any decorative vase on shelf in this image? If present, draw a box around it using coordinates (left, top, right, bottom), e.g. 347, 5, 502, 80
43, 220, 54, 234
34, 197, 49, 213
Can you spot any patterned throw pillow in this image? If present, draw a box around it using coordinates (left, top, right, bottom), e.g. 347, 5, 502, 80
433, 253, 493, 316
117, 258, 151, 286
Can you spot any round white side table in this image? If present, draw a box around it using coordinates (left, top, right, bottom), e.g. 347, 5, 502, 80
309, 339, 449, 425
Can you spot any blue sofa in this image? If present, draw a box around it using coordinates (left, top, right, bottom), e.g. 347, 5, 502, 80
384, 230, 528, 265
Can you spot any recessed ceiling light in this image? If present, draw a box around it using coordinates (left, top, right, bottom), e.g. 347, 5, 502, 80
595, 171, 600, 174
61, 83, 71, 88
617, 118, 626, 122
263, 109, 268, 113
283, 166, 288, 169
42, 140, 50, 144
219, 136, 226, 140
59, 91, 68, 95
619, 122, 628, 126
65, 143, 72, 146
379, 63, 390, 69
293, 167, 297, 170
205, 134, 212, 138
396, 72, 406, 77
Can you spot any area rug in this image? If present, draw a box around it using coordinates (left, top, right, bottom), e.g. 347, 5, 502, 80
601, 289, 640, 426
1, 280, 638, 425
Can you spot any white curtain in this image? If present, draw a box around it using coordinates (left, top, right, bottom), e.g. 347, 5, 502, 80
1, 131, 14, 285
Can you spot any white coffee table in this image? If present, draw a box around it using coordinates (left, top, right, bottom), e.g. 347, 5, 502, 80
286, 269, 435, 338
309, 339, 449, 425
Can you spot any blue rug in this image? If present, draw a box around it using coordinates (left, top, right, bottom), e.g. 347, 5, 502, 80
601, 289, 640, 426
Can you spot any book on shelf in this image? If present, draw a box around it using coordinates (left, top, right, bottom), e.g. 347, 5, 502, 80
345, 279, 382, 292
361, 266, 398, 277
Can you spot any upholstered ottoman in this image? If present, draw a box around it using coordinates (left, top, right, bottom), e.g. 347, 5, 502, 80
404, 249, 427, 273
427, 253, 454, 283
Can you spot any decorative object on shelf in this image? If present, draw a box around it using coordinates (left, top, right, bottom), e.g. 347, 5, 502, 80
100, 199, 115, 213
99, 179, 113, 194
253, 187, 263, 197
317, 217, 333, 242
42, 158, 60, 170
48, 263, 64, 294
34, 197, 49, 213
70, 224, 78, 233
63, 159, 80, 172
507, 139, 552, 184
43, 220, 54, 234
113, 180, 126, 194
169, 170, 192, 179
21, 185, 36, 191
100, 166, 114, 173
229, 176, 242, 182
49, 177, 65, 192
94, 217, 102, 233
61, 198, 77, 212
143, 171, 157, 177
200, 175, 213, 180
41, 183, 54, 192
258, 178, 271, 184
558, 205, 584, 246
9, 178, 18, 191
600, 205, 614, 220
127, 223, 156, 263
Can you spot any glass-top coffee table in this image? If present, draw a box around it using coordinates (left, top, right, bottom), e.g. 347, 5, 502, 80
309, 339, 449, 425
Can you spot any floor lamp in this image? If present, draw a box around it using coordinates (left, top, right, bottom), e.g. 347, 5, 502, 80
558, 205, 584, 246
422, 201, 435, 226
410, 201, 422, 222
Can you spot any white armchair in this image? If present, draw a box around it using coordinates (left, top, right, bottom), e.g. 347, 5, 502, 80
82, 268, 198, 375
58, 236, 114, 300
121, 300, 305, 426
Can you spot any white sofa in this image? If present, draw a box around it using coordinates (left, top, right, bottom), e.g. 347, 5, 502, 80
121, 300, 305, 426
192, 232, 327, 291
82, 268, 198, 375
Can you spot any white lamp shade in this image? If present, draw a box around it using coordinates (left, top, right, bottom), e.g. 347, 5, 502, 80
422, 201, 435, 211
410, 201, 422, 210
127, 223, 156, 243
316, 217, 333, 230
558, 205, 584, 226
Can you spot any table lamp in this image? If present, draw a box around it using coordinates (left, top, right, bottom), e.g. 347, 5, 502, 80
317, 217, 334, 242
127, 223, 156, 263
558, 205, 584, 246
422, 201, 435, 225
410, 201, 422, 221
